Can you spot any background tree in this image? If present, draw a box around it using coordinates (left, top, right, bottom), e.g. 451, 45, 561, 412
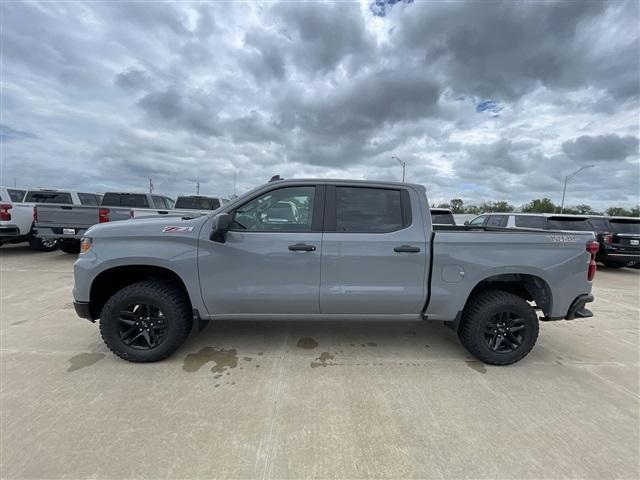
449, 198, 464, 213
523, 198, 556, 213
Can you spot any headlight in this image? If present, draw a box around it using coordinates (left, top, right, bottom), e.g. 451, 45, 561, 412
79, 237, 92, 254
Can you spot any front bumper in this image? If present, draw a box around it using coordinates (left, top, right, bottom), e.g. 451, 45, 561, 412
73, 301, 94, 322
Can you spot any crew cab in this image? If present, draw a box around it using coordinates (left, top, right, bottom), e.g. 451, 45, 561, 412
73, 179, 598, 366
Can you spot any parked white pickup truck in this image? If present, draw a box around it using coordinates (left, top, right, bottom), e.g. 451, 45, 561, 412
0, 187, 84, 252
35, 192, 182, 253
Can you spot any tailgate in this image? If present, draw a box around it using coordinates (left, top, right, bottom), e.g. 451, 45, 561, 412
35, 205, 99, 229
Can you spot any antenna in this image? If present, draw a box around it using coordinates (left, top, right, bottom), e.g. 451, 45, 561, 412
149, 178, 154, 194
196, 181, 200, 195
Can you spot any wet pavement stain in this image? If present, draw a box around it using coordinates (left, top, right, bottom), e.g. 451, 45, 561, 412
311, 351, 335, 368
182, 347, 238, 374
425, 344, 431, 349
67, 353, 105, 372
11, 320, 28, 326
242, 356, 252, 362
296, 337, 318, 349
366, 342, 377, 347
466, 360, 487, 374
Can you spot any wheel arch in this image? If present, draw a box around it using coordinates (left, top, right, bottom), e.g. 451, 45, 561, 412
89, 265, 192, 320
464, 273, 553, 318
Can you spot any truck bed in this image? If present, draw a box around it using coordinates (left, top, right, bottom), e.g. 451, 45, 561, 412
426, 225, 595, 321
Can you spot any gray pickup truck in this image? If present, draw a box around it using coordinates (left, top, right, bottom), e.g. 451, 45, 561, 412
73, 179, 598, 365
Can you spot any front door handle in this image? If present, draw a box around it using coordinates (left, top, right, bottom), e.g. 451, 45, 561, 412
394, 245, 420, 253
288, 243, 316, 252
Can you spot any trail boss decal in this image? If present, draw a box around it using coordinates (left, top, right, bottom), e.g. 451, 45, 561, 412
162, 226, 194, 233
548, 234, 577, 243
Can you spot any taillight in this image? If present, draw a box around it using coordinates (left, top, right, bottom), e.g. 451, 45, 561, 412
32, 206, 37, 222
0, 204, 12, 221
99, 208, 110, 223
128, 209, 134, 219
586, 240, 599, 281
602, 233, 613, 245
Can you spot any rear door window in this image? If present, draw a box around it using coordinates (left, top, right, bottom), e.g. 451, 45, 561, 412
24, 191, 73, 204
7, 189, 26, 202
486, 215, 508, 227
101, 193, 149, 208
334, 187, 406, 233
152, 196, 168, 209
545, 217, 593, 231
515, 215, 545, 229
78, 193, 99, 206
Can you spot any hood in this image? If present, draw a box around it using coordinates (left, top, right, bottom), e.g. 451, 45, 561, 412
86, 215, 208, 239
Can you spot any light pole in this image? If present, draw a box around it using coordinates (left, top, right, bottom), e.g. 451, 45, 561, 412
392, 156, 406, 182
560, 165, 594, 213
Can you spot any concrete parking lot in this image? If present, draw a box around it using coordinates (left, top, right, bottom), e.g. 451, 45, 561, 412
1, 244, 638, 479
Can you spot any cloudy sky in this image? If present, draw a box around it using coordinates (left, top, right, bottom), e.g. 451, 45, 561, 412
1, 0, 639, 209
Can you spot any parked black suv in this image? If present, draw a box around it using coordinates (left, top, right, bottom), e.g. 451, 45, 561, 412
593, 217, 640, 268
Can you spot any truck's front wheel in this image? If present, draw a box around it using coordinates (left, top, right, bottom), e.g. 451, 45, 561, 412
99, 281, 191, 362
459, 290, 539, 365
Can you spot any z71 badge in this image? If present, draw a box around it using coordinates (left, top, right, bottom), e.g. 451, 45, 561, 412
162, 226, 194, 233
548, 234, 577, 243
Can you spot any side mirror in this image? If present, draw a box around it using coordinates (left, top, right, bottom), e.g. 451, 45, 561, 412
210, 213, 231, 242
464, 220, 470, 225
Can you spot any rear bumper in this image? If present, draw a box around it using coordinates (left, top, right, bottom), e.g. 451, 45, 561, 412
565, 294, 594, 320
544, 294, 594, 321
35, 227, 88, 240
0, 225, 21, 237
73, 301, 95, 322
597, 247, 640, 262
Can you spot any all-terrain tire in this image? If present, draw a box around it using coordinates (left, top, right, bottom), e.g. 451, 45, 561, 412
100, 281, 191, 362
458, 290, 539, 366
29, 237, 59, 252
60, 239, 81, 254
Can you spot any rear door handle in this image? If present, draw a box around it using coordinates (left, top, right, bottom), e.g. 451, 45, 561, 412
288, 243, 316, 252
394, 245, 420, 253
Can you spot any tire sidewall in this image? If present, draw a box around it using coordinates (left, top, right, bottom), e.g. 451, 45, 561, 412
100, 286, 187, 362
465, 295, 539, 365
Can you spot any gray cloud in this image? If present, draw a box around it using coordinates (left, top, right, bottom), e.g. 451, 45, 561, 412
0, 1, 638, 210
562, 134, 639, 162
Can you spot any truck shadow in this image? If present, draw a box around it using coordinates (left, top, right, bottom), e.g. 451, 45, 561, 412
179, 319, 470, 364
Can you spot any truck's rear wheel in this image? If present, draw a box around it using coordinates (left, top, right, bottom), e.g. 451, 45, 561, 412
459, 290, 539, 365
60, 239, 81, 254
99, 281, 191, 362
29, 237, 59, 252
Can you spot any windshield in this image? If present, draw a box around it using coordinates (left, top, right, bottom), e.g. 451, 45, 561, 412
24, 191, 73, 204
609, 219, 640, 234
175, 197, 221, 210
